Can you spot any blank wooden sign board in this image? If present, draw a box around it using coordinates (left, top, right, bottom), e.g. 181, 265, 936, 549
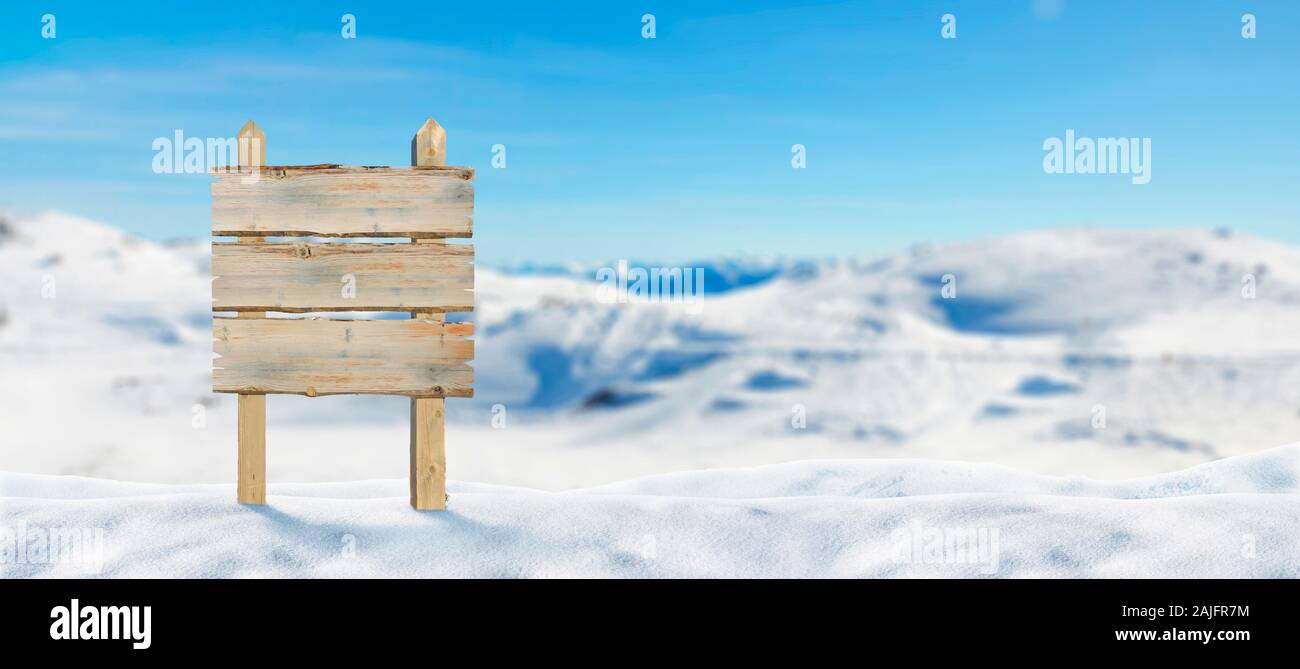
211, 118, 474, 510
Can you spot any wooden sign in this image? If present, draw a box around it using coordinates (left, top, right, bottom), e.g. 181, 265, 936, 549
211, 118, 473, 510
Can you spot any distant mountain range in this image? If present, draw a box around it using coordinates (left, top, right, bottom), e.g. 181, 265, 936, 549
3, 209, 1299, 486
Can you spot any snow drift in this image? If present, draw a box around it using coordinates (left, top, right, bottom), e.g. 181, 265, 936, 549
3, 445, 1297, 578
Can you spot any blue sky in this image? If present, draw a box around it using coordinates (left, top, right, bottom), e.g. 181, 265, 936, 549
1, 0, 1297, 264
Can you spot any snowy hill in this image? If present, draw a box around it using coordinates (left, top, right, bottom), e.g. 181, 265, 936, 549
2, 210, 1299, 487
3, 445, 1297, 577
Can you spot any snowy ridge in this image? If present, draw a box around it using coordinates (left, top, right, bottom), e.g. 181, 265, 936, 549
3, 445, 1298, 578
4, 210, 1300, 486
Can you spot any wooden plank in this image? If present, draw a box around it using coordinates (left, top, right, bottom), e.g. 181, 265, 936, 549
410, 117, 450, 510
213, 317, 474, 397
211, 165, 474, 238
234, 120, 267, 506
212, 242, 474, 313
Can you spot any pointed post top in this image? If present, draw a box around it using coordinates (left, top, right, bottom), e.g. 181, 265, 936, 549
237, 119, 266, 168
411, 117, 446, 167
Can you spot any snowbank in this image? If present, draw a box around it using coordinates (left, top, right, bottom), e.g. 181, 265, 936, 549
4, 446, 1297, 578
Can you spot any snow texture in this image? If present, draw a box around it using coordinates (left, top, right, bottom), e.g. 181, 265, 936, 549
3, 445, 1297, 578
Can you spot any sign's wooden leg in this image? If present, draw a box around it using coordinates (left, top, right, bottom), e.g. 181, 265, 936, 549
409, 117, 450, 511
409, 292, 447, 510
237, 393, 267, 505
409, 396, 446, 510
233, 120, 268, 506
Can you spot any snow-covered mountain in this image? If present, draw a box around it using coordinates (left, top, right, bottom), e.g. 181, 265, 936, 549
2, 210, 1299, 487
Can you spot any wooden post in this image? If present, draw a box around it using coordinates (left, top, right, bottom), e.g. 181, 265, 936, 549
409, 117, 448, 510
237, 119, 266, 168
236, 119, 267, 505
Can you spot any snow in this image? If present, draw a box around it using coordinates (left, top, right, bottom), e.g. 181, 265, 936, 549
4, 211, 1300, 482
5, 211, 1300, 487
3, 445, 1297, 578
4, 211, 1300, 577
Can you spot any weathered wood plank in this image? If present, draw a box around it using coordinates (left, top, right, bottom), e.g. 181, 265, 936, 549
212, 165, 474, 238
212, 242, 474, 312
213, 317, 474, 397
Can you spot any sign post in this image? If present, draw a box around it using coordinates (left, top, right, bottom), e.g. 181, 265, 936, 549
212, 118, 475, 509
